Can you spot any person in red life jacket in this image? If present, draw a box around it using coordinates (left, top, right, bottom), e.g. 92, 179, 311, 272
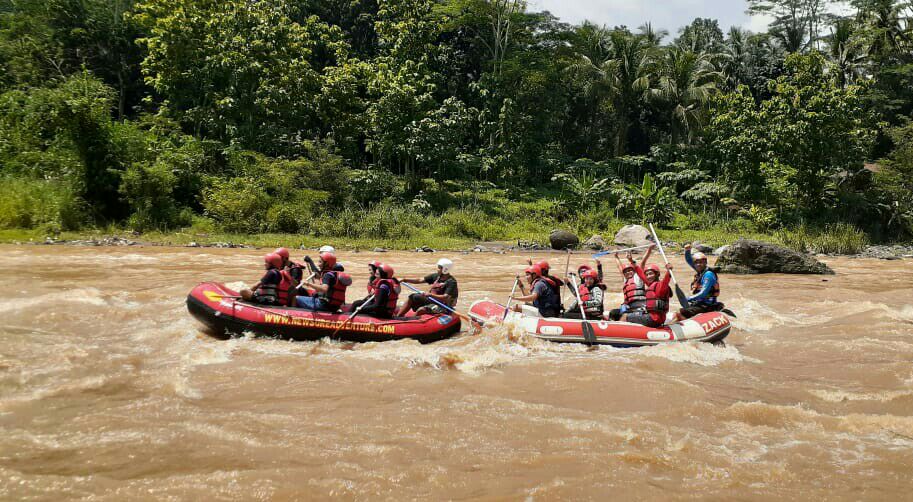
274, 247, 305, 285
622, 262, 673, 327
241, 253, 296, 306
563, 268, 605, 319
396, 258, 459, 316
365, 260, 383, 295
354, 263, 401, 319
607, 246, 655, 321
511, 264, 562, 317
525, 258, 565, 296
351, 260, 387, 312
295, 252, 351, 312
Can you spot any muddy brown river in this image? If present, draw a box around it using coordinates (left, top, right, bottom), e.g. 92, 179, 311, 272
1, 244, 912, 500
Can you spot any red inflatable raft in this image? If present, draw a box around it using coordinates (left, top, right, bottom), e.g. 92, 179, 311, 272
187, 282, 461, 343
469, 300, 731, 347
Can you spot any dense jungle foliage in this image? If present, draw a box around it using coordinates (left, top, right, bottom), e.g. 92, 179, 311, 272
0, 0, 911, 246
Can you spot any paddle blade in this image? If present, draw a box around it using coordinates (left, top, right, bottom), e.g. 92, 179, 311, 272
721, 308, 738, 318
674, 284, 690, 309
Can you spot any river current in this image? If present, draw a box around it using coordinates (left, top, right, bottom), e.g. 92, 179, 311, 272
1, 245, 912, 500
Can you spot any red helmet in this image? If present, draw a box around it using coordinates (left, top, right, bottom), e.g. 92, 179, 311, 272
645, 264, 661, 275
274, 247, 290, 262
368, 260, 382, 270
577, 264, 592, 275
581, 268, 599, 281
380, 263, 395, 278
319, 252, 337, 270
264, 253, 283, 269
536, 261, 550, 273
525, 265, 541, 277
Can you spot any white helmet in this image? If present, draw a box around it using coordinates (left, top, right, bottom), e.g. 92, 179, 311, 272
319, 245, 335, 254
436, 258, 454, 274
692, 251, 708, 262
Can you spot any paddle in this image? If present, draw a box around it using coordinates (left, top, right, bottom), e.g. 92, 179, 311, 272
562, 248, 571, 305
401, 282, 479, 327
591, 244, 653, 259
648, 223, 691, 309
568, 273, 597, 345
332, 295, 374, 337
503, 277, 520, 321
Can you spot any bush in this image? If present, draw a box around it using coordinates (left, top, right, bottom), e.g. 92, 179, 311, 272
0, 177, 85, 230
202, 177, 271, 233
777, 223, 868, 255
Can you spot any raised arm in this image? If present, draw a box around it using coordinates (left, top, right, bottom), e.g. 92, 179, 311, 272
639, 244, 655, 268
684, 243, 695, 270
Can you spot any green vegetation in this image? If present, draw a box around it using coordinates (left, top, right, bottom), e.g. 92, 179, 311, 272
1, 0, 911, 250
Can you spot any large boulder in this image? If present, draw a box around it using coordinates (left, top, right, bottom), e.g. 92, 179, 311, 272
549, 229, 579, 250
692, 242, 714, 254
715, 239, 834, 275
583, 234, 607, 251
614, 224, 653, 247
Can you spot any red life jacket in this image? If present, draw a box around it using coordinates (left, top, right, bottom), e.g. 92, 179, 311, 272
645, 281, 670, 314
320, 271, 352, 309
578, 283, 590, 301
691, 270, 721, 298
374, 278, 400, 311
622, 276, 647, 307
276, 269, 295, 306
578, 283, 606, 302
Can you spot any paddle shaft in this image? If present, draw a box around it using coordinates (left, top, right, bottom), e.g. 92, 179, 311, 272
592, 244, 653, 258
568, 273, 597, 344
503, 278, 520, 320
332, 294, 374, 337
648, 223, 690, 309
401, 282, 474, 323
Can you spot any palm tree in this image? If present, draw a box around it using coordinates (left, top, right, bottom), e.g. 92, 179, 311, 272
855, 0, 913, 64
826, 19, 863, 86
648, 48, 723, 145
638, 22, 668, 47
566, 28, 653, 156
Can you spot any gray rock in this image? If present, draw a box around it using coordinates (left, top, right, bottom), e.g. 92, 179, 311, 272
415, 246, 435, 253
614, 225, 653, 247
715, 239, 834, 275
373, 247, 388, 253
549, 229, 579, 250
692, 242, 714, 254
583, 234, 607, 251
473, 245, 487, 252
188, 241, 200, 248
712, 245, 730, 256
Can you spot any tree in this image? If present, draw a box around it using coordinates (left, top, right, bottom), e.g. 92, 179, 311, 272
704, 52, 876, 214
825, 18, 864, 86
747, 0, 832, 52
675, 18, 724, 54
135, 0, 346, 154
567, 28, 653, 156
648, 48, 722, 145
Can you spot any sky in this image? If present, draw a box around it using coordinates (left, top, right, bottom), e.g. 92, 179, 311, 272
527, 0, 774, 35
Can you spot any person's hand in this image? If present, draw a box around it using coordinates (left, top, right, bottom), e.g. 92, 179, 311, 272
595, 258, 601, 265
684, 243, 692, 251
666, 263, 673, 270
526, 257, 533, 266
626, 251, 633, 261
649, 244, 656, 250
